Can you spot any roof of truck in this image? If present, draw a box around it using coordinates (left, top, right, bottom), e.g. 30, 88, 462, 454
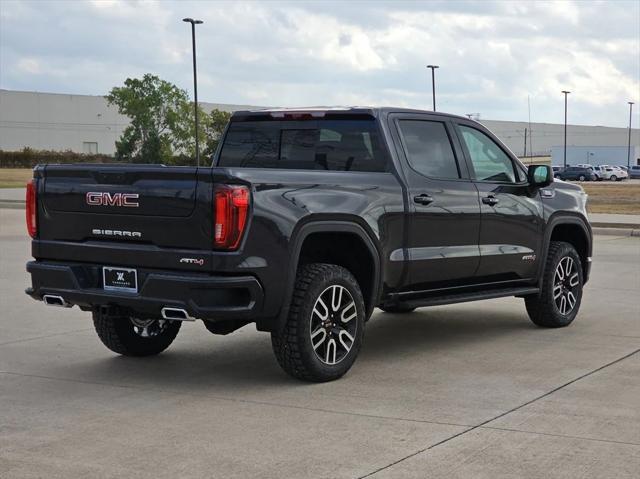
231, 106, 471, 122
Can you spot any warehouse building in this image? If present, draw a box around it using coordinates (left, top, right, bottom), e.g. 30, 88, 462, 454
1, 89, 638, 164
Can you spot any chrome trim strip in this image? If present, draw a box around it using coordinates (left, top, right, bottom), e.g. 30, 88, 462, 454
392, 244, 533, 262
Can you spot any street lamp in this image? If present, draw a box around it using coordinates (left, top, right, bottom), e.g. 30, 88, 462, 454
627, 102, 634, 168
427, 65, 439, 111
183, 17, 203, 166
562, 90, 570, 168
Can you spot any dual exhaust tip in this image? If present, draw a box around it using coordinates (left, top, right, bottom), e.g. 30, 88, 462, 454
42, 295, 195, 322
42, 295, 72, 308
160, 307, 196, 321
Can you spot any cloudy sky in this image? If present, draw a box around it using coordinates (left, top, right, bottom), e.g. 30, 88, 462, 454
1, 0, 638, 127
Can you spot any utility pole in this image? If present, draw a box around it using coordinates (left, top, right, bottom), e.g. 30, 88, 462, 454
524, 128, 527, 158
183, 17, 203, 166
562, 91, 570, 168
628, 102, 634, 168
426, 65, 439, 111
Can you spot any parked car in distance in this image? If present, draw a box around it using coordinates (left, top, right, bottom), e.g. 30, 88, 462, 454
557, 166, 597, 182
592, 166, 606, 180
629, 165, 640, 179
612, 166, 628, 181
552, 166, 564, 178
593, 165, 626, 181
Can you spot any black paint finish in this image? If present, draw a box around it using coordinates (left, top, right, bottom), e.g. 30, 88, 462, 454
26, 107, 592, 332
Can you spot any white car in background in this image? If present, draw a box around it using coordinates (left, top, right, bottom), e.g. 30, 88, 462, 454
595, 165, 627, 181
592, 166, 606, 180
613, 166, 629, 180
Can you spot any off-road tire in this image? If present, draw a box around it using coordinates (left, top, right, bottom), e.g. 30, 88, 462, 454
92, 311, 181, 356
379, 304, 416, 314
525, 241, 583, 328
271, 263, 365, 382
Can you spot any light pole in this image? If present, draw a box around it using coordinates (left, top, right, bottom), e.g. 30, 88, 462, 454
562, 90, 570, 168
627, 102, 634, 168
183, 17, 203, 166
427, 65, 439, 111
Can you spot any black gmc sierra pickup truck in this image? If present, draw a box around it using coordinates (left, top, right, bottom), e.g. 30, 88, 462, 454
25, 107, 592, 382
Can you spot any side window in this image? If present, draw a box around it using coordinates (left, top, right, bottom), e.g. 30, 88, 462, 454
397, 120, 460, 179
459, 125, 517, 183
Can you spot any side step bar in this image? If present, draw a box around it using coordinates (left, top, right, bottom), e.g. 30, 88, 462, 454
392, 287, 540, 309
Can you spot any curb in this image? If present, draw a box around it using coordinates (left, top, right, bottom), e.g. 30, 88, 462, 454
592, 227, 640, 237
591, 221, 640, 229
0, 200, 25, 209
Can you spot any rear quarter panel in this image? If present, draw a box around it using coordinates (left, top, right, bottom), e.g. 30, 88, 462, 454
213, 167, 406, 321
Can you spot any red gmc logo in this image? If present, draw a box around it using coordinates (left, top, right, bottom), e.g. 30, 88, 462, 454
86, 192, 139, 207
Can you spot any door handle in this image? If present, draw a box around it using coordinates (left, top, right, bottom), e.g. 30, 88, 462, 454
413, 194, 434, 205
482, 195, 499, 206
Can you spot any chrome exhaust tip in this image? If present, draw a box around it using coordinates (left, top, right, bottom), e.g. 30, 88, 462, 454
42, 295, 72, 308
161, 307, 195, 321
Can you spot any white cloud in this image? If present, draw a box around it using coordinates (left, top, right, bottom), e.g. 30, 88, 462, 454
0, 0, 638, 127
17, 58, 41, 74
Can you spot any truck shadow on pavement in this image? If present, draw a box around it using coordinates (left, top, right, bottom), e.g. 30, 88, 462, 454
49, 305, 538, 390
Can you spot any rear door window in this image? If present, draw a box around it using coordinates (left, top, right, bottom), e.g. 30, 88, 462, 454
218, 120, 388, 172
397, 120, 460, 179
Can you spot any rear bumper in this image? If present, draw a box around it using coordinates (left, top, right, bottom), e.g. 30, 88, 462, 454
26, 261, 264, 321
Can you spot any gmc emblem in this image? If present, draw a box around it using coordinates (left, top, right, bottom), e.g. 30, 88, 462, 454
86, 192, 139, 207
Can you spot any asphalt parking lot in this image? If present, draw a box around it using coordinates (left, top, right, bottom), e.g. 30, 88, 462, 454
1, 207, 639, 479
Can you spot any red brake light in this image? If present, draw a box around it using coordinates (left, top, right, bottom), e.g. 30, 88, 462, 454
26, 179, 37, 238
214, 185, 250, 250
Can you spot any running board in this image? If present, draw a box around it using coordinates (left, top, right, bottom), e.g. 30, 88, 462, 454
394, 287, 540, 309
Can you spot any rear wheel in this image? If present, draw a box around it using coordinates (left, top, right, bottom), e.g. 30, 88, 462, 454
93, 311, 181, 356
525, 241, 583, 328
271, 263, 365, 382
578, 175, 586, 181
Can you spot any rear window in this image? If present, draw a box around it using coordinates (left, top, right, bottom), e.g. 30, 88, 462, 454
218, 120, 388, 172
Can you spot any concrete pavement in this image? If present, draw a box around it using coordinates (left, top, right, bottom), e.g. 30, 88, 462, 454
0, 188, 24, 201
1, 208, 639, 478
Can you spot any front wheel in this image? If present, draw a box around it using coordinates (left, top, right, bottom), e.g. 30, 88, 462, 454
271, 263, 365, 382
525, 241, 583, 328
93, 312, 181, 356
610, 175, 617, 181
578, 175, 586, 181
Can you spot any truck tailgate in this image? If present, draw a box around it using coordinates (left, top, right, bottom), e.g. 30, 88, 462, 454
35, 164, 215, 266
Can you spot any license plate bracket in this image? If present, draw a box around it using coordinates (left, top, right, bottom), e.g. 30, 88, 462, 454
103, 267, 138, 293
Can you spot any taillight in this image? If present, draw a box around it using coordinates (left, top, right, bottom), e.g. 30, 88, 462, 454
26, 179, 37, 238
214, 185, 250, 250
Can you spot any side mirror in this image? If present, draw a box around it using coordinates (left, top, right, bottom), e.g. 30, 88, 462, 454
527, 164, 552, 187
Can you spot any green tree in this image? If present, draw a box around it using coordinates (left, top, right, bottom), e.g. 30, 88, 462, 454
203, 108, 232, 158
106, 74, 192, 164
